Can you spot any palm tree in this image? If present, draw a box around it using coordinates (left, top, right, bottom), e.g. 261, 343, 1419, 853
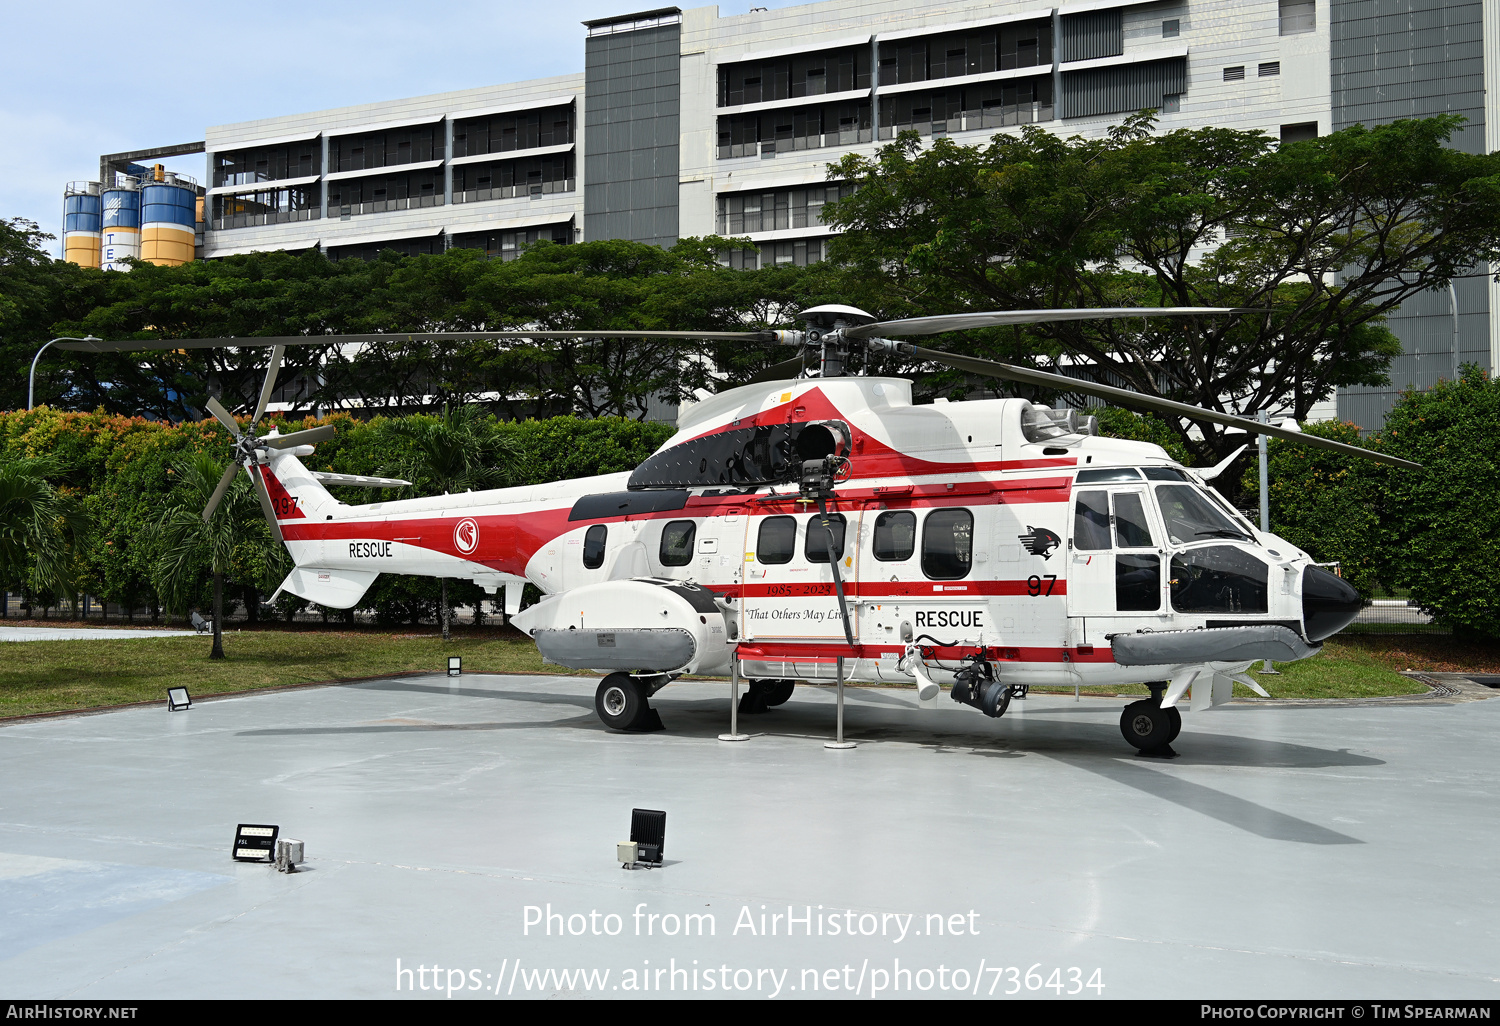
0, 456, 85, 605
382, 405, 520, 639
153, 452, 282, 659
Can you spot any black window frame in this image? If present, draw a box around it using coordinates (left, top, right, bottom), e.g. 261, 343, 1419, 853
757, 515, 797, 565
582, 524, 607, 570
921, 508, 974, 581
872, 510, 917, 562
805, 513, 847, 563
659, 520, 697, 567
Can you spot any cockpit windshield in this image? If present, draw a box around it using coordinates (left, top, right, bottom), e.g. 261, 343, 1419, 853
1153, 484, 1254, 545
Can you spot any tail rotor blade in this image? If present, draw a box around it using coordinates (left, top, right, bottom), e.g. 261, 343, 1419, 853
260, 424, 336, 449
250, 465, 285, 545
201, 462, 241, 522
251, 345, 285, 428
205, 396, 242, 438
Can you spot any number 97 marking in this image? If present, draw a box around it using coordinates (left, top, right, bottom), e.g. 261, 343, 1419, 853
1026, 574, 1058, 597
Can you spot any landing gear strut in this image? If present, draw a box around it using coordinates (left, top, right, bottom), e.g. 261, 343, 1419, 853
595, 672, 667, 732
1120, 681, 1182, 757
738, 679, 795, 714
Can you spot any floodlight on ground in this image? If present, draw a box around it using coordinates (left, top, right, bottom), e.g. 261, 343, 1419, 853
233, 823, 279, 862
629, 808, 666, 866
167, 687, 192, 711
448, 656, 461, 677
275, 838, 304, 873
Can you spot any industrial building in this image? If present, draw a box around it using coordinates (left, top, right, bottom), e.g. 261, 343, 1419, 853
60, 0, 1500, 428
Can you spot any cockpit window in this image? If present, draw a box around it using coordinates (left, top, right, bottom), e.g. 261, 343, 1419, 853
1074, 491, 1111, 551
1076, 468, 1142, 483
1170, 546, 1269, 613
1154, 485, 1253, 545
1141, 466, 1188, 481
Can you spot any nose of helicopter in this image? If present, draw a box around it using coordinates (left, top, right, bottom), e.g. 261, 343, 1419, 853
1302, 564, 1363, 642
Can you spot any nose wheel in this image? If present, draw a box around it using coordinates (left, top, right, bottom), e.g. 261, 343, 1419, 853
1120, 682, 1182, 757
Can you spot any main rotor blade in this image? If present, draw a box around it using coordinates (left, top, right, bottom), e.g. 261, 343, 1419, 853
905, 344, 1422, 470
204, 396, 242, 437
259, 424, 337, 449
744, 355, 805, 386
845, 307, 1245, 339
251, 345, 285, 427
250, 466, 285, 545
56, 330, 781, 352
201, 462, 241, 523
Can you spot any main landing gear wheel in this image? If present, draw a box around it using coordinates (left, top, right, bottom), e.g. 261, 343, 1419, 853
738, 678, 793, 714
595, 673, 664, 732
1121, 697, 1180, 757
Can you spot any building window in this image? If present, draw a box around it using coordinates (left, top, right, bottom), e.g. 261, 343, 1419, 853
878, 78, 1053, 140
328, 124, 443, 173
875, 19, 1052, 87
211, 184, 321, 231
1223, 66, 1245, 82
448, 223, 572, 261
324, 169, 444, 217
717, 184, 852, 234
1280, 122, 1319, 143
717, 100, 871, 158
452, 104, 573, 158
452, 153, 575, 203
213, 141, 319, 188
1161, 19, 1180, 38
326, 235, 444, 262
1279, 0, 1315, 36
1259, 61, 1280, 77
719, 47, 869, 106
720, 238, 830, 270
1161, 93, 1181, 113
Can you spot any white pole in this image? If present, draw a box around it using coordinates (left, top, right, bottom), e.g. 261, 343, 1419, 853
29, 336, 100, 409
719, 651, 749, 742
825, 655, 856, 749
1256, 409, 1279, 675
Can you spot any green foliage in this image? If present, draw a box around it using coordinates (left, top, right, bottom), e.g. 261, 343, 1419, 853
1263, 421, 1385, 597
1373, 366, 1500, 638
1093, 408, 1194, 466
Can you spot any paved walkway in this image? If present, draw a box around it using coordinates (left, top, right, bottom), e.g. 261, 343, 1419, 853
0, 625, 197, 642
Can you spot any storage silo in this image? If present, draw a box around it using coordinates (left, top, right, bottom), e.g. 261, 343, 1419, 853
100, 178, 141, 272
63, 182, 102, 268
139, 166, 198, 266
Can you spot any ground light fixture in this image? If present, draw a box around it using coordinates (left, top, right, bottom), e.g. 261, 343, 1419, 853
233, 824, 279, 862
626, 808, 665, 869
448, 656, 461, 677
166, 687, 192, 711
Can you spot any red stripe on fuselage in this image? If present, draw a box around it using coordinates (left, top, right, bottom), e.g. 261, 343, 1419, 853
735, 641, 1114, 664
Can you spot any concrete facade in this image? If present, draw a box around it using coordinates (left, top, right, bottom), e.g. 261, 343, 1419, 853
151, 0, 1499, 428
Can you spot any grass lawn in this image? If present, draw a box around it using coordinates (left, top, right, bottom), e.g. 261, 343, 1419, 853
1, 624, 1493, 720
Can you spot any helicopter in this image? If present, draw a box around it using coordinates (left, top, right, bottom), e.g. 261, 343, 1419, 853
62, 304, 1413, 754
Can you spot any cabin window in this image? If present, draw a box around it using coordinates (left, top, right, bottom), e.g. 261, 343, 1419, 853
873, 510, 916, 561
660, 520, 696, 567
1074, 490, 1111, 550
1112, 491, 1155, 548
806, 512, 847, 562
922, 508, 973, 580
757, 516, 797, 564
582, 524, 607, 569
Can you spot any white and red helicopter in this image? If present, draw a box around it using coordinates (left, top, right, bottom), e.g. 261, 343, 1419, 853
64, 306, 1414, 753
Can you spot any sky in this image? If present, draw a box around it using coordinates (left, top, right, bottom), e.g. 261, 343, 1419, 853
2, 0, 811, 258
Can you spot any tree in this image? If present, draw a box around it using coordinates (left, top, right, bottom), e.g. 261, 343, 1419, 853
1373, 365, 1500, 638
381, 405, 521, 639
0, 456, 83, 606
823, 115, 1500, 474
152, 453, 282, 658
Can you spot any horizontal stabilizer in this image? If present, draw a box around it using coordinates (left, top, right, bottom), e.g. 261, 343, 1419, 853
270, 567, 379, 609
310, 471, 410, 489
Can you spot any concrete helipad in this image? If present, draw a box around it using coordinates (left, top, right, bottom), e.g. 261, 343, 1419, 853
0, 625, 196, 642
0, 674, 1496, 1000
